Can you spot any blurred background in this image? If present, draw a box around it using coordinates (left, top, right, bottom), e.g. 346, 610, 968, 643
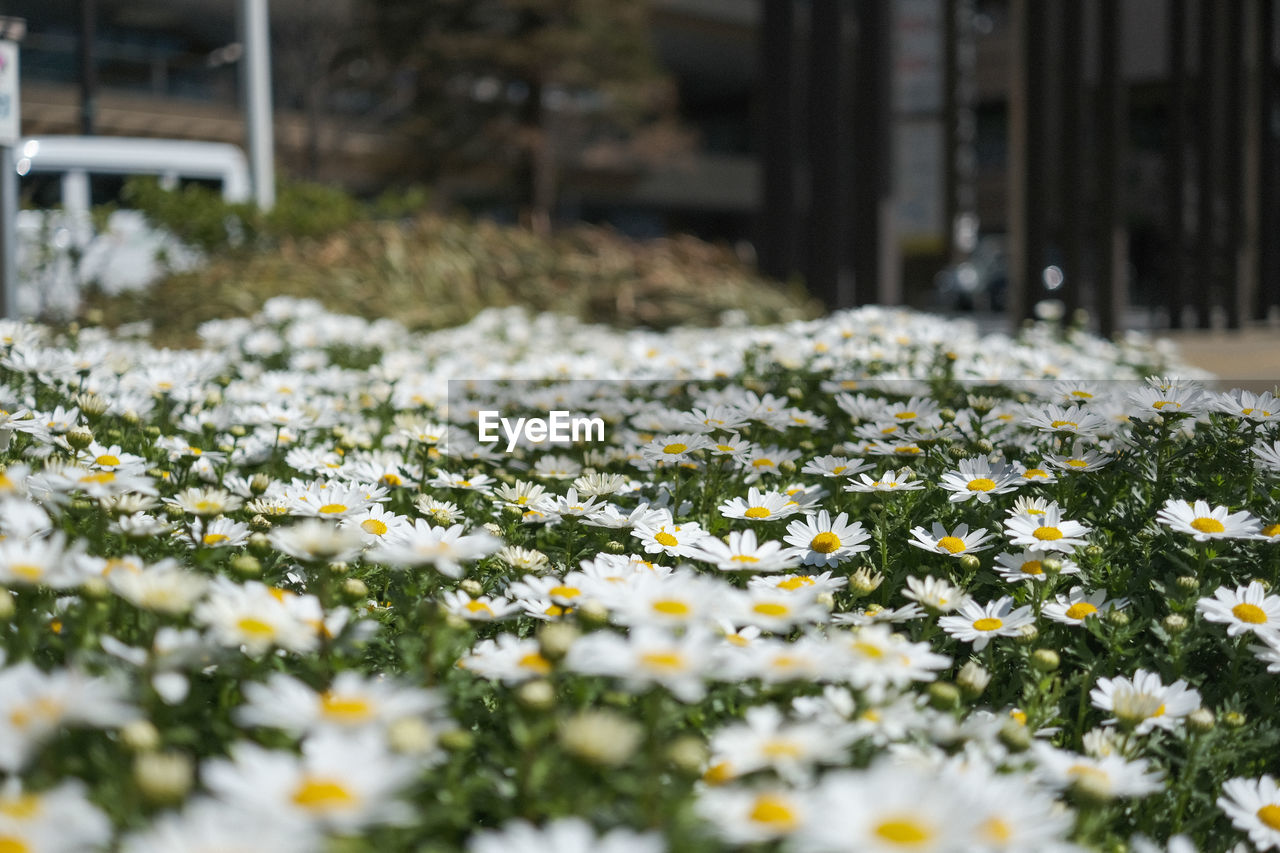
3, 0, 1280, 350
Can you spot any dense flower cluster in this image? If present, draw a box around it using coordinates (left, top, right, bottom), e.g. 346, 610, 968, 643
0, 296, 1276, 851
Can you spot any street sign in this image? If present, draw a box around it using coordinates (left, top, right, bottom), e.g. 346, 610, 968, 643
0, 40, 17, 147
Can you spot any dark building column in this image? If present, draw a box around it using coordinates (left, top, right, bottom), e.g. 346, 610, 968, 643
758, 0, 800, 283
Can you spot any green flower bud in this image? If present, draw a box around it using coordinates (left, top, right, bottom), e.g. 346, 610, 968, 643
66, 427, 94, 450
957, 661, 991, 699
1162, 613, 1189, 635
1030, 648, 1060, 672
120, 720, 161, 752
439, 729, 474, 752
1223, 711, 1247, 729
459, 579, 484, 597
230, 555, 261, 578
666, 736, 709, 775
1014, 624, 1040, 645
1105, 609, 1130, 628
958, 554, 981, 573
1187, 708, 1215, 733
538, 623, 580, 662
998, 720, 1032, 753
133, 752, 193, 804
975, 439, 995, 455
342, 578, 369, 602
516, 680, 556, 711
927, 681, 961, 711
248, 532, 272, 555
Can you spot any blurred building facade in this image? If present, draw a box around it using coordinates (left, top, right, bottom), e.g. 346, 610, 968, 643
8, 0, 1280, 328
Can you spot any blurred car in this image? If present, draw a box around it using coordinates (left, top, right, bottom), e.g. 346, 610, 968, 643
13, 136, 250, 316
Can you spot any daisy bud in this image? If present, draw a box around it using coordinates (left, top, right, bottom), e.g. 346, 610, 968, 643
577, 600, 610, 628
386, 717, 437, 756
606, 540, 625, 553
249, 473, 272, 495
1084, 545, 1104, 560
66, 427, 94, 450
948, 445, 968, 460
786, 387, 803, 400
998, 720, 1032, 753
959, 554, 981, 573
230, 555, 261, 578
967, 395, 996, 414
1014, 624, 1039, 645
1174, 575, 1199, 593
124, 410, 142, 426
342, 578, 369, 602
848, 567, 884, 598
134, 752, 193, 804
538, 623, 580, 662
780, 460, 796, 473
81, 577, 110, 600
1254, 578, 1273, 593
460, 579, 484, 597
517, 680, 556, 711
1223, 711, 1247, 729
666, 736, 709, 775
229, 425, 247, 438
1105, 609, 1130, 628
1069, 768, 1114, 805
1030, 648, 1060, 672
1041, 558, 1063, 575
927, 682, 961, 711
868, 503, 885, 514
443, 613, 469, 631
816, 592, 835, 608
938, 408, 956, 423
482, 523, 502, 537
560, 710, 642, 767
957, 661, 991, 699
328, 561, 350, 576
162, 504, 185, 520
975, 439, 995, 454
76, 392, 109, 418
1162, 613, 1189, 635
247, 533, 272, 556
1187, 708, 1215, 733
120, 720, 161, 752
440, 729, 474, 751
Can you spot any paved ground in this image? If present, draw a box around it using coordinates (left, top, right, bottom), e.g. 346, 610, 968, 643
1155, 328, 1280, 390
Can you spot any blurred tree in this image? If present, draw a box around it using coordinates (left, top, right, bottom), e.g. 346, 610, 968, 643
362, 0, 685, 233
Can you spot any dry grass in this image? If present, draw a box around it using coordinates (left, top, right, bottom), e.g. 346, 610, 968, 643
83, 214, 821, 347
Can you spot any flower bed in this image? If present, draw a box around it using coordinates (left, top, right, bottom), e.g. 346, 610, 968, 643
0, 297, 1278, 851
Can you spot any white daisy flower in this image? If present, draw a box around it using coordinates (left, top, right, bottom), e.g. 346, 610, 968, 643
907, 522, 994, 557
844, 467, 926, 493
938, 457, 1022, 503
1043, 587, 1127, 626
1219, 776, 1280, 851
784, 510, 871, 567
1197, 581, 1280, 636
992, 549, 1080, 582
1003, 504, 1091, 552
467, 817, 664, 853
1032, 742, 1164, 798
691, 529, 801, 573
937, 597, 1034, 650
1156, 499, 1262, 541
1090, 669, 1201, 734
719, 487, 802, 521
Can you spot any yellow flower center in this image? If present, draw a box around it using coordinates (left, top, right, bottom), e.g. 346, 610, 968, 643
1232, 603, 1268, 624
967, 478, 997, 492
979, 817, 1013, 843
663, 443, 688, 455
291, 777, 356, 812
1262, 524, 1280, 538
973, 617, 1003, 631
752, 602, 790, 617
380, 473, 402, 487
95, 454, 121, 466
832, 465, 847, 475
1020, 560, 1044, 576
318, 503, 348, 515
0, 795, 40, 819
1049, 420, 1078, 430
810, 532, 841, 553
937, 536, 967, 554
778, 577, 814, 590
80, 471, 116, 484
744, 506, 772, 519
749, 795, 798, 829
640, 651, 686, 670
1190, 517, 1225, 534
761, 739, 802, 758
873, 817, 934, 845
518, 652, 552, 674
320, 692, 373, 722
10, 564, 43, 581
202, 533, 229, 546
1033, 526, 1063, 541
0, 836, 30, 853
1023, 468, 1049, 479
702, 761, 734, 785
852, 641, 885, 659
1065, 602, 1098, 620
548, 585, 580, 599
752, 458, 775, 469
894, 411, 917, 420
361, 519, 388, 536
236, 617, 276, 638
654, 531, 679, 548
652, 599, 690, 616
731, 554, 760, 563
1257, 804, 1280, 830
1065, 459, 1089, 468
464, 600, 494, 616
1152, 400, 1180, 410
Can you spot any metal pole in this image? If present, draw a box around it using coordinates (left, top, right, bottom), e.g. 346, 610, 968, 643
1260, 0, 1278, 319
808, 0, 845, 308
1, 145, 15, 318
759, 0, 798, 282
1006, 0, 1029, 332
1097, 0, 1127, 337
241, 0, 275, 210
1225, 0, 1244, 329
1023, 0, 1048, 322
78, 0, 96, 135
1059, 0, 1085, 321
1167, 0, 1188, 327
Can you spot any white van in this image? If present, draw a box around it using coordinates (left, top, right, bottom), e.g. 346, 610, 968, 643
14, 136, 251, 317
